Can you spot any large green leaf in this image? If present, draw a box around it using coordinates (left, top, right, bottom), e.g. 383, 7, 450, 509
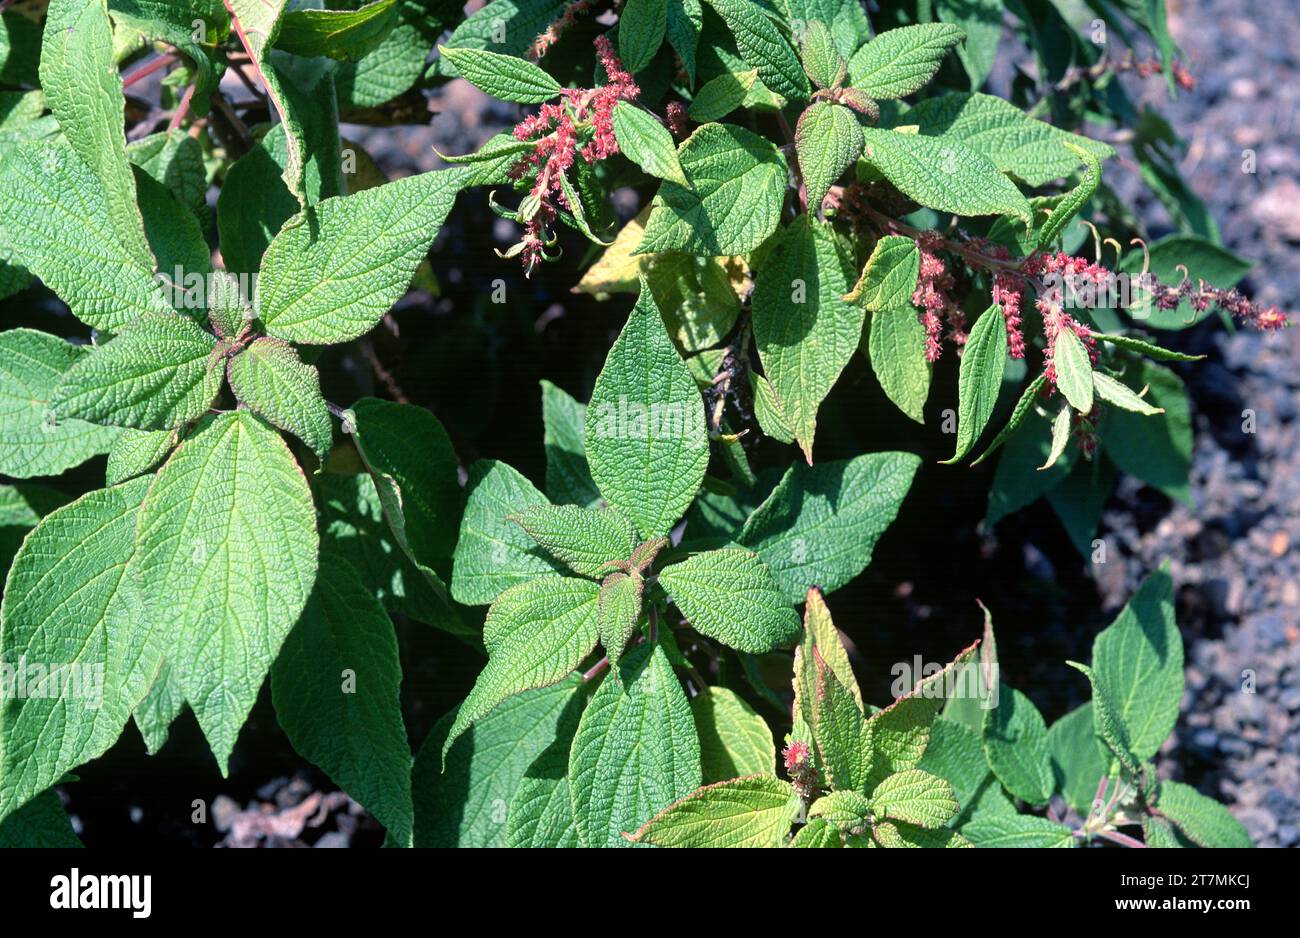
795, 102, 863, 213
620, 0, 669, 74
636, 123, 788, 257
51, 311, 222, 431
703, 0, 809, 102
226, 338, 333, 461
943, 305, 1007, 463
660, 548, 800, 652
270, 553, 412, 845
505, 724, 582, 848
1155, 781, 1251, 848
0, 330, 121, 479
541, 380, 601, 507
437, 46, 563, 103
751, 215, 863, 461
692, 687, 776, 782
1047, 702, 1109, 814
963, 814, 1075, 847
1099, 360, 1192, 504
869, 769, 959, 829
135, 412, 318, 773
0, 787, 82, 848
0, 477, 156, 822
739, 452, 921, 601
848, 23, 964, 99
584, 283, 709, 538
509, 504, 639, 579
276, 0, 399, 62
612, 101, 688, 187
570, 643, 701, 846
627, 775, 799, 847
982, 684, 1054, 806
257, 168, 466, 344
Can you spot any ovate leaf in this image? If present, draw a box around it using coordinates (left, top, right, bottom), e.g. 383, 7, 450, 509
659, 548, 801, 652
943, 305, 1007, 463
692, 687, 776, 782
1052, 327, 1094, 414
276, 0, 399, 62
1155, 781, 1251, 849
627, 775, 799, 847
848, 24, 965, 99
612, 101, 688, 187
226, 338, 333, 461
619, 0, 669, 74
869, 769, 959, 829
796, 102, 863, 213
703, 0, 809, 102
437, 46, 563, 103
509, 504, 639, 578
963, 814, 1075, 847
982, 684, 1054, 806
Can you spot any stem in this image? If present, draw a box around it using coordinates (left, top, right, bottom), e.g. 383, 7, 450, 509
167, 83, 196, 132
582, 657, 610, 683
123, 53, 179, 88
647, 604, 659, 644
1097, 829, 1147, 849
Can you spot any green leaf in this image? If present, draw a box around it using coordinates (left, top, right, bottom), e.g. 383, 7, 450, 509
584, 282, 709, 538
612, 101, 688, 187
1093, 372, 1164, 416
873, 820, 972, 847
739, 451, 921, 602
135, 412, 318, 774
270, 553, 412, 845
1047, 703, 1109, 815
903, 93, 1113, 188
452, 459, 563, 605
541, 380, 602, 507
597, 570, 644, 669
1099, 361, 1192, 503
807, 789, 872, 830
1090, 332, 1204, 363
845, 234, 920, 311
1156, 781, 1252, 848
217, 127, 307, 277
812, 654, 872, 792
848, 24, 964, 99
414, 675, 584, 847
128, 130, 211, 225
1091, 567, 1183, 762
510, 504, 639, 578
620, 0, 668, 74
0, 477, 156, 821
627, 775, 799, 847
687, 69, 757, 122
0, 141, 171, 332
41, 0, 154, 271
1036, 145, 1103, 247
917, 717, 993, 812
860, 128, 1033, 223
644, 253, 743, 352
751, 215, 862, 461
444, 576, 600, 759
0, 484, 69, 574
277, 0, 399, 62
1121, 235, 1252, 330
660, 548, 800, 652
939, 304, 1006, 463
570, 643, 701, 847
799, 19, 845, 90
703, 0, 809, 102
636, 123, 788, 257
1040, 403, 1071, 472
869, 769, 959, 829
349, 397, 460, 570
985, 407, 1077, 526
796, 103, 863, 214
1052, 327, 1094, 413
793, 586, 863, 726
867, 308, 930, 425
51, 312, 221, 431
132, 662, 186, 756
666, 0, 703, 83
0, 330, 121, 479
0, 787, 81, 847
971, 372, 1047, 466
692, 687, 775, 782
963, 814, 1075, 847
506, 730, 582, 848
226, 338, 333, 461
982, 684, 1054, 806
788, 816, 842, 847
437, 46, 563, 103
257, 168, 466, 344
934, 0, 1000, 89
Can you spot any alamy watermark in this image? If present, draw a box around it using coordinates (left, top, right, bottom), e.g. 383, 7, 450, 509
0, 657, 103, 710
890, 657, 1000, 709
589, 394, 696, 441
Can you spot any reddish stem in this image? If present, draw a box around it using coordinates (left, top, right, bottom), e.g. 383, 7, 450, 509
1098, 829, 1147, 849
167, 83, 196, 132
123, 53, 179, 88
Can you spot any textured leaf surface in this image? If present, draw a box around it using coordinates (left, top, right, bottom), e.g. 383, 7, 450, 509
541, 380, 602, 507
584, 284, 709, 538
510, 504, 638, 578
751, 215, 863, 461
257, 168, 465, 344
1047, 702, 1109, 814
628, 775, 798, 847
917, 717, 993, 811
619, 0, 668, 73
0, 477, 156, 821
570, 644, 701, 847
612, 101, 688, 186
414, 675, 584, 847
0, 788, 81, 848
796, 102, 862, 213
277, 0, 399, 62
861, 128, 1032, 222
788, 817, 841, 847
739, 452, 921, 601
660, 548, 800, 652
812, 655, 872, 792
848, 24, 964, 99
703, 0, 809, 102
637, 123, 788, 257
869, 769, 959, 828
227, 338, 332, 460
982, 683, 1054, 805
597, 571, 643, 669
444, 577, 600, 758
1053, 327, 1094, 414
944, 305, 1007, 463
1156, 780, 1251, 848
271, 554, 412, 844
52, 312, 221, 431
963, 814, 1075, 847
452, 460, 562, 605
692, 687, 775, 782
437, 46, 563, 103
0, 330, 120, 479
506, 728, 581, 847
135, 412, 318, 773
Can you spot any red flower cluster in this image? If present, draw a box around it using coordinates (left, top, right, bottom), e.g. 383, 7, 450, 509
912, 231, 964, 361
783, 740, 817, 799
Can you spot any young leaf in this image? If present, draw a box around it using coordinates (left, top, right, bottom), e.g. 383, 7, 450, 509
1039, 403, 1072, 471
873, 820, 972, 847
541, 380, 602, 507
739, 451, 922, 602
443, 576, 600, 759
807, 789, 872, 831
848, 24, 965, 99
1089, 331, 1204, 363
869, 769, 959, 829
0, 330, 120, 479
438, 46, 563, 103
703, 0, 810, 103
1047, 703, 1110, 815
982, 684, 1055, 806
1052, 327, 1094, 414
257, 168, 466, 344
659, 548, 801, 652
597, 570, 643, 668
799, 20, 845, 90
584, 282, 709, 538
692, 687, 776, 782
812, 655, 872, 792
270, 553, 413, 845
1155, 781, 1252, 849
666, 0, 703, 83
1093, 372, 1165, 416
0, 477, 156, 822
52, 312, 222, 431
510, 504, 639, 579
794, 586, 863, 721
860, 128, 1033, 223
226, 338, 333, 461
627, 775, 799, 847
636, 123, 788, 257
570, 644, 701, 847
619, 0, 668, 74
845, 235, 921, 311
917, 717, 994, 812
135, 412, 319, 773
943, 305, 1007, 463
788, 817, 842, 847
611, 102, 689, 187
751, 215, 863, 461
687, 69, 758, 122
796, 103, 863, 214
1036, 144, 1102, 247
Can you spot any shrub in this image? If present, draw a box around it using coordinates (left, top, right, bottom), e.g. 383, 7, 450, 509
0, 0, 1275, 848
